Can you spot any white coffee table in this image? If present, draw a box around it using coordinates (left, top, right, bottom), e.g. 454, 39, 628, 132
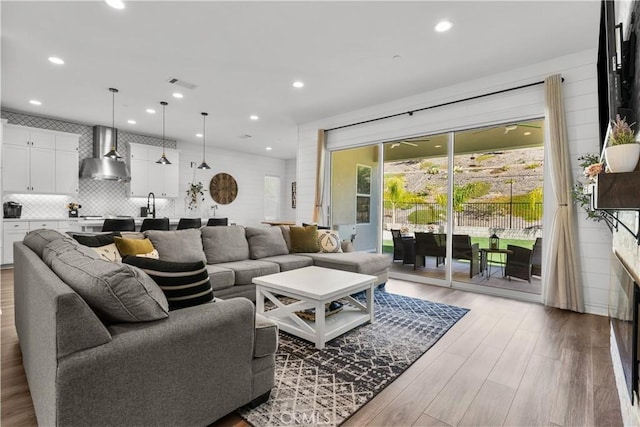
253, 266, 377, 349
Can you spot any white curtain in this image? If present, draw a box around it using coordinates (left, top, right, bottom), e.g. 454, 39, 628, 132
312, 129, 326, 223
543, 74, 584, 312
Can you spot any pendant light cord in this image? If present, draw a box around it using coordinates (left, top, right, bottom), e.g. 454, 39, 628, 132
202, 113, 207, 160
161, 101, 167, 155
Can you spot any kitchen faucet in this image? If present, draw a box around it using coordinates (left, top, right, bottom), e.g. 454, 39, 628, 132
147, 192, 156, 218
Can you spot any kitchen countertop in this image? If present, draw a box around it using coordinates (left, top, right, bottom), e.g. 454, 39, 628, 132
3, 217, 80, 222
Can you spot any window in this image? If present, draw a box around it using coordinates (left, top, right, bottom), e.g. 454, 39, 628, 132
356, 164, 371, 224
264, 175, 280, 220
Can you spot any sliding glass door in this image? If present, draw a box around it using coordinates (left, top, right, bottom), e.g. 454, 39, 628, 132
327, 119, 544, 298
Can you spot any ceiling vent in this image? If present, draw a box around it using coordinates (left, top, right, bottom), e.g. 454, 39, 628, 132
166, 77, 198, 90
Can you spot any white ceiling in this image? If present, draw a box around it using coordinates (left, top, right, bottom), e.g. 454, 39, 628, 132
1, 1, 600, 160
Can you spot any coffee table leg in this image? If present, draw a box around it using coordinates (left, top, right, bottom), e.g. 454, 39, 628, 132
367, 284, 374, 323
315, 301, 326, 350
255, 286, 264, 315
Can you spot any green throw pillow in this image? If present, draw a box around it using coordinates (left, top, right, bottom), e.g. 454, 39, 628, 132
290, 225, 320, 253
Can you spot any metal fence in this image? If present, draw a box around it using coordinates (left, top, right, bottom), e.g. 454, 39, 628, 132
384, 202, 543, 230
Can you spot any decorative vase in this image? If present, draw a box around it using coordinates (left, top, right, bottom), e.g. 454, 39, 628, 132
605, 143, 640, 172
68, 210, 78, 218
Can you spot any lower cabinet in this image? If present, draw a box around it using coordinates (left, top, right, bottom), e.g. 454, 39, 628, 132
2, 220, 77, 265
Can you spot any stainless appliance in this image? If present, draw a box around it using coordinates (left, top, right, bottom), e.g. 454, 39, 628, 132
79, 125, 131, 182
3, 201, 22, 218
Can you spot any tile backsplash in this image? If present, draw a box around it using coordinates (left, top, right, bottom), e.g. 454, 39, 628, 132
2, 110, 177, 218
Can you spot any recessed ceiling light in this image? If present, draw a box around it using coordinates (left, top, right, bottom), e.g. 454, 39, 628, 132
48, 56, 64, 65
196, 133, 203, 138
146, 108, 156, 114
29, 100, 42, 106
172, 92, 183, 99
105, 0, 125, 9
266, 147, 272, 151
524, 131, 532, 136
292, 81, 304, 88
128, 119, 136, 124
434, 145, 442, 148
250, 115, 259, 121
435, 20, 453, 32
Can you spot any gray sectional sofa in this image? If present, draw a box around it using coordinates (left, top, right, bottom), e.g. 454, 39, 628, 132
189, 225, 390, 301
13, 224, 390, 426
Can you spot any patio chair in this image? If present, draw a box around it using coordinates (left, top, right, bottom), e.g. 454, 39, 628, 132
451, 234, 480, 278
391, 229, 415, 265
531, 238, 542, 277
414, 232, 446, 269
505, 244, 533, 282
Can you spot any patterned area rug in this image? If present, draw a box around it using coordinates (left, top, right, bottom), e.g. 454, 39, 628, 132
238, 289, 469, 427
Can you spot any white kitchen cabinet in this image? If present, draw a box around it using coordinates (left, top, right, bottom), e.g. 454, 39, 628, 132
128, 143, 179, 198
2, 124, 79, 194
2, 221, 28, 264
2, 220, 79, 265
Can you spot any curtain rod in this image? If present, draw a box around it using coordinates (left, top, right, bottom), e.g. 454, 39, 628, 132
325, 77, 563, 133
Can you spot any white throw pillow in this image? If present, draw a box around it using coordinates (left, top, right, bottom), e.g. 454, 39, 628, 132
92, 243, 122, 263
317, 230, 343, 253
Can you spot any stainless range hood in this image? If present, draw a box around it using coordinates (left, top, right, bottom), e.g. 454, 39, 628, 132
79, 126, 131, 182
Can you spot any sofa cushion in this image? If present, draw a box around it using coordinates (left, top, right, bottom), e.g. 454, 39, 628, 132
42, 237, 100, 267
122, 256, 214, 310
300, 252, 392, 276
144, 229, 207, 263
43, 240, 169, 324
114, 237, 156, 256
259, 254, 314, 272
205, 265, 236, 291
317, 229, 343, 253
245, 227, 289, 259
202, 225, 249, 264
290, 225, 320, 253
23, 229, 68, 258
213, 260, 279, 285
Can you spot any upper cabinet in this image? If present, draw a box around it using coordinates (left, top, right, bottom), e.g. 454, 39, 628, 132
128, 143, 179, 198
2, 124, 79, 195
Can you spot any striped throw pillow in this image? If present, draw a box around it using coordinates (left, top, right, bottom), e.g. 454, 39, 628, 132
122, 256, 214, 310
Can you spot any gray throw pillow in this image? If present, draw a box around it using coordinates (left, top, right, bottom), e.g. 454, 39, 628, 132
23, 229, 68, 259
144, 229, 207, 263
201, 225, 249, 264
245, 227, 289, 259
278, 225, 292, 252
43, 240, 169, 324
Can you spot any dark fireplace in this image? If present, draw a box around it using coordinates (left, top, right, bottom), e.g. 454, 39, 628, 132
609, 252, 639, 403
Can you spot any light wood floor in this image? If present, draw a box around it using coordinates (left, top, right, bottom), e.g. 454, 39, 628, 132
1, 269, 622, 427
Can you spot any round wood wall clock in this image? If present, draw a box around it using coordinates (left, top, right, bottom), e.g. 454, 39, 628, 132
209, 173, 238, 205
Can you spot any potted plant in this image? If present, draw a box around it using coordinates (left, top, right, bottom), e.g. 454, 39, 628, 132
65, 202, 81, 218
570, 153, 604, 222
186, 182, 204, 211
605, 115, 640, 172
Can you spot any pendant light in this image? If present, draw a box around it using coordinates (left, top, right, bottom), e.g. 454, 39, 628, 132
197, 112, 211, 170
156, 101, 171, 165
104, 87, 122, 159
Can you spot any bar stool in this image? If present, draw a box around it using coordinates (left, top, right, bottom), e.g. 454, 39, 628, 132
177, 218, 202, 230
207, 218, 228, 226
102, 218, 136, 232
140, 218, 170, 232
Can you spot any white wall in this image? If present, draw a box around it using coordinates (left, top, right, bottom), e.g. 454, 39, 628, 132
177, 141, 291, 226
296, 49, 611, 315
